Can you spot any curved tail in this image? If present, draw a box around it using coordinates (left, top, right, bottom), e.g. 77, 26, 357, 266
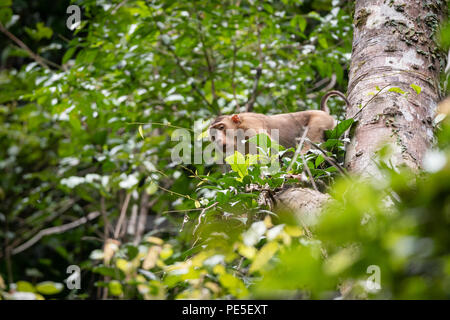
320, 90, 350, 113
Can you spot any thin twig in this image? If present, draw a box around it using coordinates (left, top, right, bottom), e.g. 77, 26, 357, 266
163, 208, 204, 214
232, 41, 240, 113
134, 192, 155, 245
0, 22, 61, 70
100, 197, 111, 301
344, 84, 391, 152
287, 126, 309, 172
194, 4, 217, 102
231, 0, 242, 113
301, 153, 318, 191
148, 7, 216, 113
350, 84, 391, 119
113, 192, 131, 239
306, 139, 350, 178
245, 19, 263, 112
112, 0, 129, 14
12, 211, 101, 255
10, 199, 76, 248
192, 202, 219, 235
306, 73, 337, 99
4, 213, 13, 284
100, 197, 112, 239
126, 121, 194, 132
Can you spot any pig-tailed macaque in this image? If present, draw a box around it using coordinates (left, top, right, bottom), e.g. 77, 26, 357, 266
209, 90, 349, 154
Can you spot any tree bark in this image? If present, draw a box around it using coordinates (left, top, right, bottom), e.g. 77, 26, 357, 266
346, 0, 446, 176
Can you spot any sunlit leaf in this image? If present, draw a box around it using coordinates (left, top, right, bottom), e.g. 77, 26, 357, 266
249, 242, 279, 273
35, 281, 63, 295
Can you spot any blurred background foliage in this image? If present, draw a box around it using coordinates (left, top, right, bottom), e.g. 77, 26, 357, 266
0, 0, 449, 299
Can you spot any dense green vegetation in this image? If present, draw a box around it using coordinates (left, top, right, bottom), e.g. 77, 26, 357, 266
0, 0, 449, 299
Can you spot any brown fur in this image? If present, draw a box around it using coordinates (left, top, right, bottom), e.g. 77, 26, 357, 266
209, 91, 349, 153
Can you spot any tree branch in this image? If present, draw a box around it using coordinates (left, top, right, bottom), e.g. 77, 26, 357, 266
149, 7, 218, 114
11, 211, 101, 255
245, 19, 263, 112
194, 5, 217, 102
306, 139, 350, 178
232, 41, 241, 113
114, 192, 131, 239
0, 22, 61, 70
287, 126, 309, 172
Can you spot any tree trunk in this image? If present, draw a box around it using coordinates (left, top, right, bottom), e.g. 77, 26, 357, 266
346, 0, 446, 176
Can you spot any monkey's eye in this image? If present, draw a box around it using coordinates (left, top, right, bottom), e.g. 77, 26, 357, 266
217, 125, 225, 130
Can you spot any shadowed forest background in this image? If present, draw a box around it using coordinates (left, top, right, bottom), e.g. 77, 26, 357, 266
0, 0, 450, 300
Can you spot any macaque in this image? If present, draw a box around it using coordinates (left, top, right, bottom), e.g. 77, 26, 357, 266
209, 91, 349, 154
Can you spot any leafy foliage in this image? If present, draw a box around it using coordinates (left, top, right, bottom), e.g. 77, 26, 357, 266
1, 0, 449, 300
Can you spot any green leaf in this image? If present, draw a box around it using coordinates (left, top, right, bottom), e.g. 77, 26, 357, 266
410, 84, 421, 95
108, 280, 123, 296
388, 87, 406, 94
76, 49, 98, 64
322, 138, 342, 150
146, 182, 158, 195
263, 4, 274, 14
225, 151, 248, 179
62, 47, 77, 64
249, 241, 279, 273
35, 281, 64, 295
16, 281, 35, 293
0, 7, 12, 24
25, 22, 53, 40
438, 21, 450, 49
318, 35, 328, 49
93, 266, 120, 278
325, 118, 354, 139
315, 154, 325, 168
298, 16, 307, 32
218, 273, 248, 298
248, 133, 271, 149
125, 244, 139, 260
291, 15, 307, 32
0, 0, 12, 6
248, 133, 283, 155
138, 125, 145, 139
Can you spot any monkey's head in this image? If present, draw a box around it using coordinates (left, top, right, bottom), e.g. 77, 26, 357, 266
209, 114, 242, 153
209, 113, 265, 154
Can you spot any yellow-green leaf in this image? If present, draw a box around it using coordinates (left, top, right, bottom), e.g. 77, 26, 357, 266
146, 236, 164, 245
225, 151, 248, 179
146, 181, 158, 195
388, 87, 406, 94
196, 129, 209, 141
318, 35, 328, 49
138, 125, 145, 139
16, 281, 35, 293
116, 258, 129, 273
410, 83, 421, 95
160, 245, 173, 260
35, 281, 63, 295
284, 225, 303, 237
238, 244, 257, 259
249, 242, 279, 273
109, 280, 123, 296
218, 273, 249, 298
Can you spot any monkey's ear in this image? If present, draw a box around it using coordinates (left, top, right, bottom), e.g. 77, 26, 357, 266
231, 114, 241, 124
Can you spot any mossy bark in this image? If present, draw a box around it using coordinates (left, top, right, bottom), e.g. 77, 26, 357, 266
346, 0, 447, 175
